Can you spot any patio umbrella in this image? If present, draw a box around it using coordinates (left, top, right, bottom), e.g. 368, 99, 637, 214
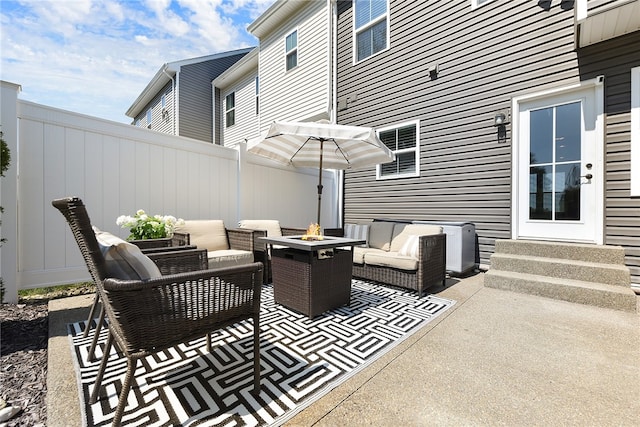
247, 120, 395, 227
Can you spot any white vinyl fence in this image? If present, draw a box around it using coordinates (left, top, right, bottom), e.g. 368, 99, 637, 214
0, 82, 338, 303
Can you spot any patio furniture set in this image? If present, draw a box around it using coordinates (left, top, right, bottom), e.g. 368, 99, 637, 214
53, 197, 446, 426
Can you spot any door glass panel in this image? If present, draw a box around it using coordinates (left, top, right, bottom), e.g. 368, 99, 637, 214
529, 165, 552, 220
530, 108, 553, 164
556, 102, 581, 162
528, 101, 582, 221
555, 163, 581, 220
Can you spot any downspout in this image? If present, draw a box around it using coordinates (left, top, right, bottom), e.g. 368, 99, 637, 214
329, 0, 344, 228
162, 67, 176, 135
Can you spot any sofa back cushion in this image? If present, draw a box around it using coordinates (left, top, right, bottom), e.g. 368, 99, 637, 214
390, 224, 443, 252
176, 220, 229, 252
368, 221, 396, 251
238, 219, 283, 237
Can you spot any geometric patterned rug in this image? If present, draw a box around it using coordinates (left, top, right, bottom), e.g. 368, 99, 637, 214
68, 280, 455, 426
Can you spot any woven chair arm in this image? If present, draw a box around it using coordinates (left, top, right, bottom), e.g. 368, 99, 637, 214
323, 228, 344, 237
142, 245, 197, 254
417, 233, 446, 273
129, 238, 173, 250
147, 248, 208, 274
171, 232, 190, 246
102, 262, 263, 355
281, 227, 306, 236
227, 228, 257, 251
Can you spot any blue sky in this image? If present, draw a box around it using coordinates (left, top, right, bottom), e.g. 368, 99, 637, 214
0, 0, 276, 123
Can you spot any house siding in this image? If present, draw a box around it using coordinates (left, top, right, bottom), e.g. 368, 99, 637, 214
132, 82, 173, 133
258, 0, 331, 129
178, 53, 249, 142
336, 0, 640, 284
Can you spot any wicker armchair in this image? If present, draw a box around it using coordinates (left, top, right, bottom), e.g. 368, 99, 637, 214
52, 197, 263, 426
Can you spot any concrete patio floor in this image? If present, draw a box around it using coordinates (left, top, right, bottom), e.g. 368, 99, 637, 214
47, 273, 640, 426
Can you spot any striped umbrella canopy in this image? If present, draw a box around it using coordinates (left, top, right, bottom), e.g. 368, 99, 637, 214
247, 120, 395, 227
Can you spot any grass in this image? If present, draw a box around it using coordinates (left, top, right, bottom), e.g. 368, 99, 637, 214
19, 282, 95, 302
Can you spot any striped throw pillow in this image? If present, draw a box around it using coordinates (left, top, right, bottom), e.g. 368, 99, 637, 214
398, 235, 420, 259
344, 223, 370, 247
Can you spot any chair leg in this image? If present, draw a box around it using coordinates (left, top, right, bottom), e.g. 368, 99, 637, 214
89, 331, 113, 404
88, 305, 106, 361
82, 293, 100, 338
253, 316, 260, 393
112, 358, 136, 427
206, 333, 212, 353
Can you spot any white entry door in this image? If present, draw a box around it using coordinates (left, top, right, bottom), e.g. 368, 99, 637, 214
514, 80, 604, 244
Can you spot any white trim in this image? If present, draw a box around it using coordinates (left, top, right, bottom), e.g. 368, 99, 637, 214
631, 67, 640, 196
376, 119, 421, 180
511, 77, 605, 244
352, 0, 390, 65
471, 0, 497, 10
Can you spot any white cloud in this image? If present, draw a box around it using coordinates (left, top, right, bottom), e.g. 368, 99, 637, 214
0, 0, 274, 123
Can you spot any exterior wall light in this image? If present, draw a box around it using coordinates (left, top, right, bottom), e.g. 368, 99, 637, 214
494, 111, 509, 126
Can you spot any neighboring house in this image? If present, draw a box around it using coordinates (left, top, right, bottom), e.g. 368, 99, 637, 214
126, 48, 254, 143
247, 0, 335, 133
335, 0, 640, 291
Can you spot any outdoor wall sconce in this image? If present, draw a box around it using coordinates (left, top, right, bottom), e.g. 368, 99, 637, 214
494, 111, 509, 126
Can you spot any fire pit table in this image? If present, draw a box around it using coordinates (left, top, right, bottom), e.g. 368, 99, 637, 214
259, 236, 365, 318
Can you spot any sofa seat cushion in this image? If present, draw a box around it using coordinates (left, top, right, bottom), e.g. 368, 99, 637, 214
239, 220, 283, 237
389, 224, 443, 252
176, 220, 229, 252
352, 247, 385, 264
94, 229, 162, 280
207, 249, 254, 269
364, 251, 418, 271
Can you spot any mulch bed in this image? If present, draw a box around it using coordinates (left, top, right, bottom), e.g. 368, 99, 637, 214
1, 302, 48, 427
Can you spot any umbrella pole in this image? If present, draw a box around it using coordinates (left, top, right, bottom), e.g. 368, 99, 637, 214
317, 138, 324, 227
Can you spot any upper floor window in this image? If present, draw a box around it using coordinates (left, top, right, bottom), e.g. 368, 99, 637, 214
471, 0, 496, 9
255, 76, 260, 115
226, 92, 235, 127
161, 94, 166, 109
377, 120, 420, 179
354, 0, 388, 62
146, 108, 152, 128
285, 30, 298, 71
631, 67, 640, 196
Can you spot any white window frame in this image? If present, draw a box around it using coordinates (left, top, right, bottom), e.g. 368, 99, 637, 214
285, 29, 298, 72
631, 66, 640, 196
225, 92, 235, 128
471, 0, 497, 9
376, 119, 420, 180
146, 108, 152, 128
353, 0, 390, 64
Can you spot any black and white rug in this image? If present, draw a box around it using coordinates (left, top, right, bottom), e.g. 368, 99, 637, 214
69, 280, 455, 426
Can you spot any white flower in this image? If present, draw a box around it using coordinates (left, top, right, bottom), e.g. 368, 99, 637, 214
136, 209, 146, 216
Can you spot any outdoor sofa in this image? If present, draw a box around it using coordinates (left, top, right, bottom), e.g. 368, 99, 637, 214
328, 221, 447, 296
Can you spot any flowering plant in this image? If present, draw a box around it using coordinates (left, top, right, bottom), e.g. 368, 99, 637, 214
116, 209, 185, 240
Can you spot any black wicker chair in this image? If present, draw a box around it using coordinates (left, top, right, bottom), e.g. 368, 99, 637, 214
52, 197, 262, 426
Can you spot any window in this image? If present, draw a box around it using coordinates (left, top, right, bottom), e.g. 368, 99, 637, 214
255, 76, 259, 115
631, 67, 640, 196
354, 0, 388, 62
225, 92, 235, 127
285, 30, 298, 71
146, 109, 152, 128
161, 94, 166, 109
471, 0, 496, 9
377, 120, 420, 179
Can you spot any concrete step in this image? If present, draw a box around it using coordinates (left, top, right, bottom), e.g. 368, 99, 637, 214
489, 253, 631, 287
484, 270, 638, 312
494, 240, 626, 265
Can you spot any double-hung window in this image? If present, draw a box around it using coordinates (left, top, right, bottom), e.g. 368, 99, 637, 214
471, 0, 496, 8
225, 92, 235, 127
354, 0, 388, 62
146, 108, 152, 128
285, 30, 298, 71
377, 120, 420, 179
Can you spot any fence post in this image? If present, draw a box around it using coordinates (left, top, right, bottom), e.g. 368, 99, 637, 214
0, 81, 21, 303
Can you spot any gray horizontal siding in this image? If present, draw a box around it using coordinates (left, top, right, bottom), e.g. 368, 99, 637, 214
178, 53, 249, 143
337, 0, 640, 283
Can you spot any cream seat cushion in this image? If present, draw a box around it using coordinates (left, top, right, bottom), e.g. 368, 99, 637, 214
353, 247, 384, 264
364, 251, 418, 271
207, 249, 254, 269
176, 220, 229, 251
238, 220, 283, 237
